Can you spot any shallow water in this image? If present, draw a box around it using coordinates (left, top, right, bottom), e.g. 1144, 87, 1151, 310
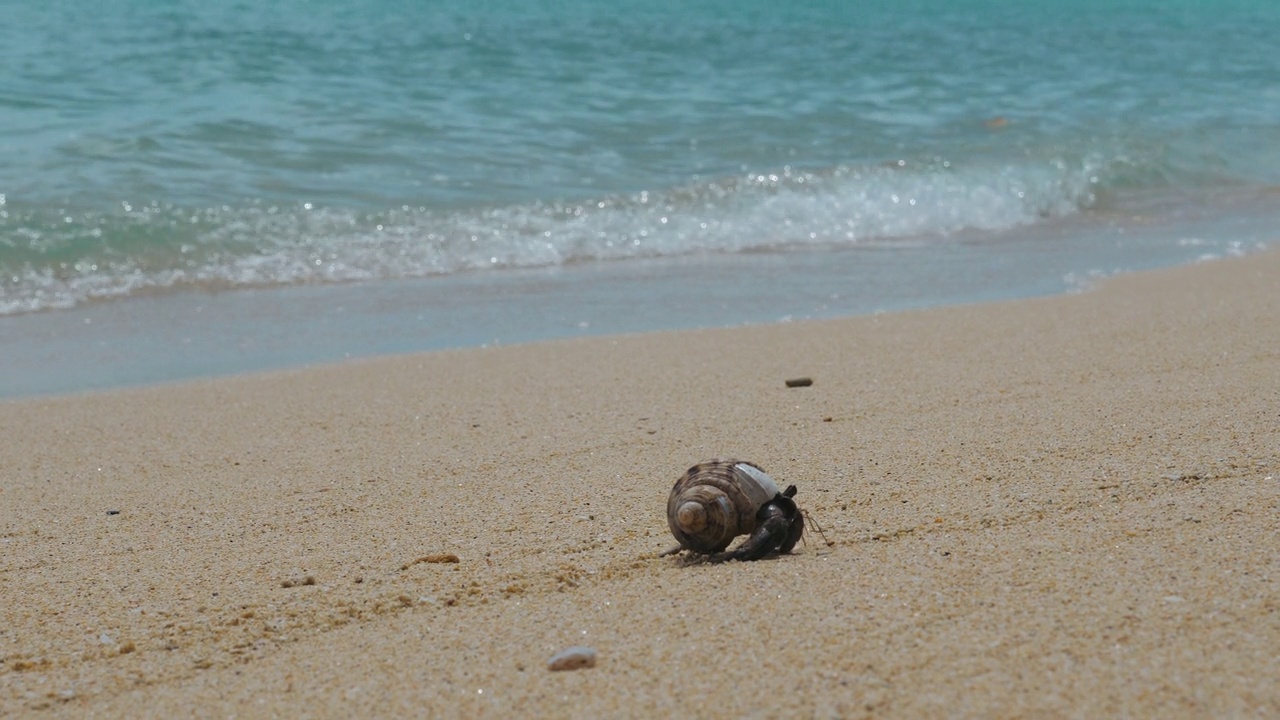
2, 0, 1277, 394
4, 193, 1274, 399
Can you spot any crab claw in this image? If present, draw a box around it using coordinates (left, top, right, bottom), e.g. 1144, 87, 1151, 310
720, 487, 804, 561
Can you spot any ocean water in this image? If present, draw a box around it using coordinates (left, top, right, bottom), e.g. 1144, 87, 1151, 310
2, 0, 1278, 395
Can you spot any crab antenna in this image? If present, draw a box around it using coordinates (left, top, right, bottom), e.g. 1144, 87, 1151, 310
802, 510, 834, 547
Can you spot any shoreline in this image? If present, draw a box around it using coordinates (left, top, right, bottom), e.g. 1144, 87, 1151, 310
2, 248, 1277, 716
2, 225, 1269, 400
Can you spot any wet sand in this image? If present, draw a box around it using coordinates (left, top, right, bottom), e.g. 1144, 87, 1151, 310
2, 250, 1277, 717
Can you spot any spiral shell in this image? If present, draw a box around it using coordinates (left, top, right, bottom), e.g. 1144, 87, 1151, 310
666, 459, 782, 554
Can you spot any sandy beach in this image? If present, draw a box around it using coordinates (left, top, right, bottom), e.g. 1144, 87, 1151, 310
2, 249, 1277, 717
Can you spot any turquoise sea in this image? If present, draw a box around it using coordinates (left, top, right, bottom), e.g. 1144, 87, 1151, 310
2, 0, 1278, 396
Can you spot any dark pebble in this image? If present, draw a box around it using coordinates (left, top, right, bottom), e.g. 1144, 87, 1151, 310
106, 510, 121, 515
785, 377, 813, 388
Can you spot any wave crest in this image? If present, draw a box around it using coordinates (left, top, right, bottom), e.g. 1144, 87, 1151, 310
0, 152, 1112, 315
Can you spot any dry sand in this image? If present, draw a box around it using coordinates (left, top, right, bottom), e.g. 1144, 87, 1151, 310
2, 250, 1278, 718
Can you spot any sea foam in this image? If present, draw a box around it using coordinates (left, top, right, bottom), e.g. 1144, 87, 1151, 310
0, 153, 1110, 315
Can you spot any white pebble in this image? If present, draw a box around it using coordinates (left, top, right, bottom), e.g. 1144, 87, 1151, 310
547, 645, 597, 671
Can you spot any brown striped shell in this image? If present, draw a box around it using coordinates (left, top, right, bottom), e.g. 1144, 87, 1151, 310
666, 459, 782, 554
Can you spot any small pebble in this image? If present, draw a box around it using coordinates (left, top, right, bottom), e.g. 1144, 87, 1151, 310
547, 645, 597, 671
785, 377, 813, 388
106, 510, 120, 516
401, 553, 461, 570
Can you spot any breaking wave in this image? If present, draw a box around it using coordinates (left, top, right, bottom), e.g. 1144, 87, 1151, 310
0, 150, 1121, 315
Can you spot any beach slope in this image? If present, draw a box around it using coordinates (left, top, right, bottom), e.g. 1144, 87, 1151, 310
2, 251, 1277, 717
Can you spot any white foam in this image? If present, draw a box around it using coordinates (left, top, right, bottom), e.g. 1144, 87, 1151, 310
0, 153, 1254, 315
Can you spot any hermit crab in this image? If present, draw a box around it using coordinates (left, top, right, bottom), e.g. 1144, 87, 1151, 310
662, 459, 806, 561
